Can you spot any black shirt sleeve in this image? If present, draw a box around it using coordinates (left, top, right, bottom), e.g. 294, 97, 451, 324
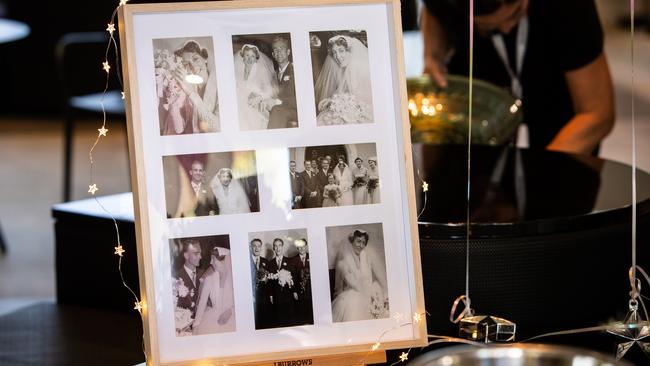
540, 0, 604, 71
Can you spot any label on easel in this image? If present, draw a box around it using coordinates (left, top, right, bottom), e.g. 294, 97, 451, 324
232, 351, 387, 366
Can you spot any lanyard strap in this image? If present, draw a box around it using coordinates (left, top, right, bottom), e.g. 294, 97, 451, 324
491, 15, 529, 99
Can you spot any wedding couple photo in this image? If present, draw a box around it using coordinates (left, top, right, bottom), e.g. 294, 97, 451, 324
310, 30, 374, 126
162, 151, 260, 218
326, 223, 389, 322
249, 229, 314, 330
289, 143, 380, 209
153, 36, 220, 135
170, 235, 235, 337
232, 33, 298, 131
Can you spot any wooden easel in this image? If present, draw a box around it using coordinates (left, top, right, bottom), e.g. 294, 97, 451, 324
232, 351, 387, 366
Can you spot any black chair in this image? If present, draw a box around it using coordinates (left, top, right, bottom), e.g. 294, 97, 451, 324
0, 222, 6, 255
55, 32, 125, 202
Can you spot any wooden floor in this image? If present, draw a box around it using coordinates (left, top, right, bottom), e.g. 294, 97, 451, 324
0, 27, 649, 313
0, 117, 130, 303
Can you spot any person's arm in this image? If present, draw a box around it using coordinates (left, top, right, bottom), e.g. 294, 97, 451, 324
420, 6, 451, 87
546, 53, 615, 154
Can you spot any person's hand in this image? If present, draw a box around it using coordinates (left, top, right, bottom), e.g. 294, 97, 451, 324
218, 308, 232, 325
423, 55, 448, 88
171, 65, 196, 96
310, 191, 317, 198
420, 7, 451, 88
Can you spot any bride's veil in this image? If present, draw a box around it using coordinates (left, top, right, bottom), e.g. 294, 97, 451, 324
315, 35, 372, 108
233, 44, 278, 98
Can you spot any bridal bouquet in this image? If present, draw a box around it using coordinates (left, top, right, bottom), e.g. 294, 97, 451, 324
172, 278, 195, 335
172, 278, 194, 305
353, 177, 366, 188
370, 282, 389, 319
367, 178, 379, 193
174, 308, 194, 336
326, 187, 339, 201
256, 267, 272, 288
267, 269, 294, 288
317, 93, 372, 125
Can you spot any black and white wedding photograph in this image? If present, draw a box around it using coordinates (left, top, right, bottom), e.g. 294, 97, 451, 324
326, 223, 389, 322
309, 30, 374, 126
162, 151, 259, 218
169, 235, 235, 336
152, 37, 220, 135
232, 33, 299, 130
288, 143, 380, 209
248, 229, 313, 330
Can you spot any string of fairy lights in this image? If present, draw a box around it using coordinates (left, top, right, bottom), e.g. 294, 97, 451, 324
91, 1, 425, 364
89, 0, 648, 364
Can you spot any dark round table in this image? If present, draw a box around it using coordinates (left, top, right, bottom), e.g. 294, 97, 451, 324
412, 144, 650, 364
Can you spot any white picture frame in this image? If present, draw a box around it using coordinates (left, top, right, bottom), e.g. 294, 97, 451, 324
118, 0, 425, 364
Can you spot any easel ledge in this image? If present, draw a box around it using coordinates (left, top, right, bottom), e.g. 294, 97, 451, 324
134, 350, 386, 366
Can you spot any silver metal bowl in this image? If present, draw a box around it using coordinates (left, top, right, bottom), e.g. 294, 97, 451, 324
406, 75, 523, 146
408, 344, 631, 366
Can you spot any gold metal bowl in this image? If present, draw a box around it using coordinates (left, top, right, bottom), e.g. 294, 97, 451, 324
407, 75, 523, 145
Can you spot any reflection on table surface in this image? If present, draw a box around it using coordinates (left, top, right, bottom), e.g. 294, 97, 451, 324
413, 144, 650, 232
0, 18, 30, 44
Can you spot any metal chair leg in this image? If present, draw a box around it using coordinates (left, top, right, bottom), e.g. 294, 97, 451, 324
63, 112, 74, 202
0, 222, 6, 255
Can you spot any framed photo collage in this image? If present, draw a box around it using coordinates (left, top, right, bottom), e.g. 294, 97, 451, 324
119, 0, 425, 364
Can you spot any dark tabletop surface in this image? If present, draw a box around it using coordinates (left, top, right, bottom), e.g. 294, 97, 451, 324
413, 145, 650, 237
0, 303, 144, 366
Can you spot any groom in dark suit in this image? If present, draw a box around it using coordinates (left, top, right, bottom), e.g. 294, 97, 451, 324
268, 36, 298, 129
268, 238, 296, 327
189, 161, 218, 217
300, 161, 320, 208
316, 158, 330, 200
174, 239, 203, 325
289, 160, 302, 209
290, 238, 313, 325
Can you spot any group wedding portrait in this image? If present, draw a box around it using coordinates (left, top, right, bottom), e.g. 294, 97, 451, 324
288, 143, 380, 209
248, 230, 314, 330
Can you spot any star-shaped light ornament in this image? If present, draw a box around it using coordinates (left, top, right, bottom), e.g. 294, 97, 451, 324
606, 305, 650, 360
106, 23, 115, 35
121, 92, 125, 100
371, 342, 381, 351
399, 352, 409, 362
422, 181, 429, 193
98, 126, 108, 137
119, 0, 128, 6
88, 184, 99, 195
413, 312, 423, 324
134, 301, 143, 312
102, 61, 111, 73
114, 244, 125, 257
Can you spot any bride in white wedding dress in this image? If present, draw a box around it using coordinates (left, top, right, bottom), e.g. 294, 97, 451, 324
210, 168, 251, 215
314, 35, 373, 125
234, 44, 278, 130
331, 229, 388, 322
193, 247, 236, 335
